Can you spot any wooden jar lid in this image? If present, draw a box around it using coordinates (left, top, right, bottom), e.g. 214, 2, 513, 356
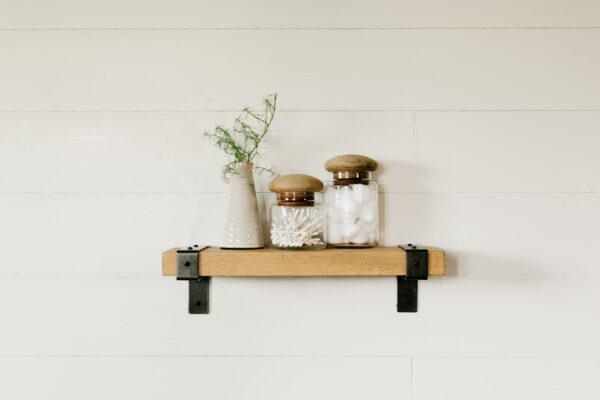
324, 154, 378, 172
268, 174, 324, 193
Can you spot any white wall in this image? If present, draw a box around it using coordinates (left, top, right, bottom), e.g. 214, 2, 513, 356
1, 1, 599, 399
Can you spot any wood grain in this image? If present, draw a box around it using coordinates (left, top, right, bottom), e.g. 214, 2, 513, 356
161, 246, 445, 277
324, 154, 378, 172
268, 174, 323, 193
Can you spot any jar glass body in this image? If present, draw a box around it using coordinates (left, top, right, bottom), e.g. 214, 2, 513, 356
269, 192, 326, 250
325, 172, 379, 247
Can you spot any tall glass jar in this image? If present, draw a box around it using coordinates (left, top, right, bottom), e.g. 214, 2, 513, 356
268, 174, 326, 250
324, 155, 379, 248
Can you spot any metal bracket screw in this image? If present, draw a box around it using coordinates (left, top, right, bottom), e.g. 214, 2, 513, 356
174, 244, 430, 314
397, 244, 429, 312
176, 245, 209, 314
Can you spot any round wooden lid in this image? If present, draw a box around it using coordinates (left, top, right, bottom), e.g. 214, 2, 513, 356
268, 174, 324, 193
324, 154, 378, 172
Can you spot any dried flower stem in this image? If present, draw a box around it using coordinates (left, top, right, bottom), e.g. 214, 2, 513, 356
204, 94, 278, 180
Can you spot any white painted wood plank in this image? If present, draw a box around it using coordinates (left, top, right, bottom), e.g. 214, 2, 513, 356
0, 111, 413, 192
1, 1, 599, 28
413, 357, 600, 400
415, 111, 600, 193
385, 193, 600, 277
0, 276, 598, 357
3, 111, 599, 194
0, 193, 598, 276
1, 30, 599, 110
0, 193, 228, 275
0, 355, 410, 400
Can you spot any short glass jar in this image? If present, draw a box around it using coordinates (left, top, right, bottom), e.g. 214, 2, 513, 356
268, 174, 326, 250
324, 155, 379, 248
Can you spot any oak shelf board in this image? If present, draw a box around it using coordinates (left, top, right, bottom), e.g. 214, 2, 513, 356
161, 246, 445, 277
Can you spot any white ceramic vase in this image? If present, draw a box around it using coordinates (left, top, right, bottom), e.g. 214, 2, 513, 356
221, 162, 264, 249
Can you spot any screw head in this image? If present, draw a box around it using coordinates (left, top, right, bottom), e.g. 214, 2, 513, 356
184, 261, 191, 267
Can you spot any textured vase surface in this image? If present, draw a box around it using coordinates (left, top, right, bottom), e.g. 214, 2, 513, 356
221, 162, 264, 249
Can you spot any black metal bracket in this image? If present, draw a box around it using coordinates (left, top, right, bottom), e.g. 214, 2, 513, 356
176, 245, 209, 314
397, 244, 429, 312
175, 244, 430, 314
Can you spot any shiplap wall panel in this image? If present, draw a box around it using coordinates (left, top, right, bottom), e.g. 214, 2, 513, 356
1, 193, 597, 276
1, 1, 599, 28
0, 111, 413, 193
0, 276, 598, 357
0, 193, 228, 275
0, 355, 410, 400
3, 111, 600, 194
1, 30, 600, 111
385, 193, 600, 277
415, 111, 600, 193
1, 1, 599, 398
413, 357, 600, 400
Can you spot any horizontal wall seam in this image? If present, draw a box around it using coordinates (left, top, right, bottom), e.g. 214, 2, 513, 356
0, 354, 597, 359
1, 27, 600, 31
0, 191, 597, 195
2, 110, 600, 113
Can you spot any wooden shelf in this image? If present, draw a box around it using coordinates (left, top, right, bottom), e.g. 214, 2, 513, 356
162, 246, 445, 277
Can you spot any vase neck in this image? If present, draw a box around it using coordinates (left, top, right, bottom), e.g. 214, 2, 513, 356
231, 162, 254, 182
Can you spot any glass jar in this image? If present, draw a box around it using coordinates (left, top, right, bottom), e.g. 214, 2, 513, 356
324, 155, 379, 248
268, 175, 326, 250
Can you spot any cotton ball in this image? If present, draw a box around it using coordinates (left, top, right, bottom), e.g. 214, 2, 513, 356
340, 211, 358, 225
362, 218, 377, 239
351, 184, 366, 203
326, 207, 352, 225
327, 186, 360, 225
360, 206, 376, 222
350, 221, 370, 244
339, 194, 359, 214
350, 229, 369, 244
341, 223, 360, 241
339, 185, 352, 196
327, 223, 343, 244
338, 203, 359, 229
352, 184, 376, 204
325, 186, 338, 207
327, 206, 343, 221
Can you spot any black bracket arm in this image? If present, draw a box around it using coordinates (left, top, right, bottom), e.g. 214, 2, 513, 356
176, 245, 209, 314
397, 244, 429, 312
175, 244, 430, 314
